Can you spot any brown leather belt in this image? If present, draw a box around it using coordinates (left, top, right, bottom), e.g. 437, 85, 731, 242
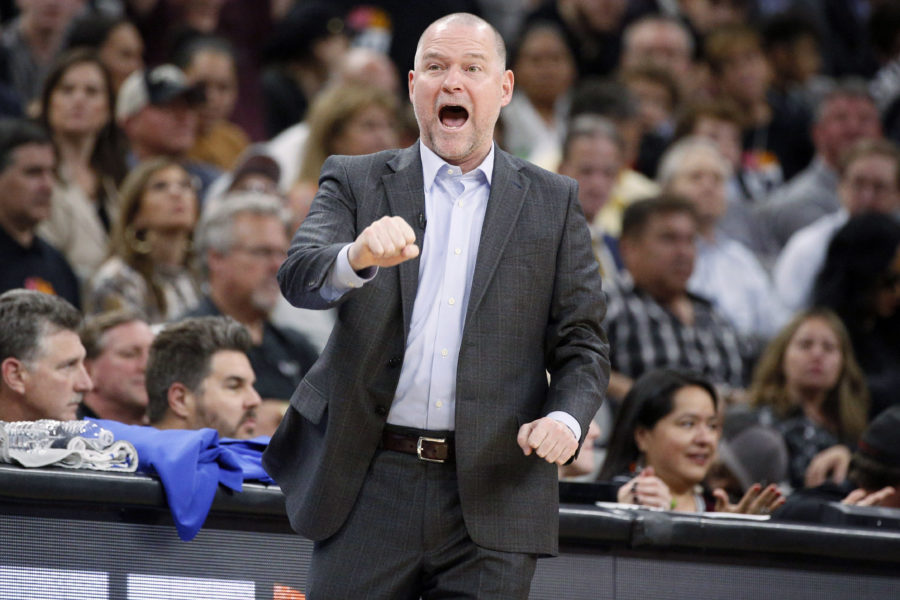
381, 429, 454, 463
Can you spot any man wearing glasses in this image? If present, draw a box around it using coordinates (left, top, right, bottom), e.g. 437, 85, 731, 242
185, 192, 318, 435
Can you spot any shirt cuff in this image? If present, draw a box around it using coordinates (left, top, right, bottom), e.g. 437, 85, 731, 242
322, 244, 378, 300
547, 411, 581, 442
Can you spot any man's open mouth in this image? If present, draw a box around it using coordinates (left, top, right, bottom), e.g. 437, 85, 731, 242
439, 105, 469, 129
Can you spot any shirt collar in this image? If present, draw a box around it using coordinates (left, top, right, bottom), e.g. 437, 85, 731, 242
419, 142, 495, 190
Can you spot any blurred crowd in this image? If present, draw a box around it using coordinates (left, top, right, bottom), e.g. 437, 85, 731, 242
1, 0, 900, 521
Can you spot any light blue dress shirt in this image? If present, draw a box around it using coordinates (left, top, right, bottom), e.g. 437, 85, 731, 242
323, 144, 579, 439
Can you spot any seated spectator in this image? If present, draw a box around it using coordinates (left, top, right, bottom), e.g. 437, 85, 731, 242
0, 0, 82, 108
620, 64, 681, 179
116, 64, 220, 199
674, 99, 767, 256
226, 149, 280, 196
619, 15, 695, 95
146, 315, 261, 439
78, 310, 155, 425
705, 24, 813, 198
748, 308, 869, 491
500, 20, 576, 166
598, 368, 783, 514
287, 82, 400, 219
658, 137, 788, 348
265, 46, 400, 192
569, 78, 660, 236
774, 139, 900, 312
0, 118, 80, 308
177, 35, 250, 171
556, 114, 626, 278
36, 49, 129, 282
0, 289, 91, 422
776, 405, 900, 522
757, 80, 882, 253
522, 0, 635, 79
188, 193, 318, 436
813, 214, 900, 419
63, 13, 145, 93
672, 0, 748, 36
603, 196, 745, 401
86, 158, 201, 324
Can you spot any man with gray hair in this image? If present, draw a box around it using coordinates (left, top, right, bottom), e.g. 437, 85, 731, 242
757, 80, 882, 251
558, 114, 626, 277
186, 192, 318, 435
78, 310, 155, 425
0, 289, 92, 422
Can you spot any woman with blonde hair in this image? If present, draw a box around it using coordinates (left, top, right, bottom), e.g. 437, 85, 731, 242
287, 82, 399, 229
86, 158, 201, 323
749, 307, 869, 490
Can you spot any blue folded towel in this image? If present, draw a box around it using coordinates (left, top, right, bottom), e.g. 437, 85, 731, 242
88, 419, 272, 540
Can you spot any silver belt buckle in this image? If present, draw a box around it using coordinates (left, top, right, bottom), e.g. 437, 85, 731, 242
417, 436, 447, 463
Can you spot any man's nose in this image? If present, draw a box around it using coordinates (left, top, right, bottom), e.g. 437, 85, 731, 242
76, 363, 94, 393
246, 387, 262, 408
442, 66, 464, 91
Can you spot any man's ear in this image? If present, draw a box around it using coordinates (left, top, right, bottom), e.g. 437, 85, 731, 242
166, 382, 194, 419
1, 357, 29, 395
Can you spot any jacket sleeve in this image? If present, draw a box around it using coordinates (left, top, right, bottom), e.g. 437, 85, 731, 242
542, 177, 611, 443
277, 155, 365, 310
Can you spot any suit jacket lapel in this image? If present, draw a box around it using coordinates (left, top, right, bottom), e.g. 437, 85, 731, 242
465, 149, 529, 330
383, 143, 426, 337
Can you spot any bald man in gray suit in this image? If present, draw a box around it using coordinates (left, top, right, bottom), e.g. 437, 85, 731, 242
263, 12, 609, 599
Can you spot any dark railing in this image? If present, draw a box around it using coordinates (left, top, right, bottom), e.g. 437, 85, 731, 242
1, 464, 898, 600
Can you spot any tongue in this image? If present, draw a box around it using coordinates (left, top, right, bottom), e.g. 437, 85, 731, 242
441, 107, 467, 128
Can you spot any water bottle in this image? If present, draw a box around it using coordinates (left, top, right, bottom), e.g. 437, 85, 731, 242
0, 420, 114, 452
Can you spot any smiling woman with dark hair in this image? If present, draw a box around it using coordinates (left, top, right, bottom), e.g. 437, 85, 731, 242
600, 368, 784, 514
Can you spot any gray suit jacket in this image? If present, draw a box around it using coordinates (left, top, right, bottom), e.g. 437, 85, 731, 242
263, 143, 609, 556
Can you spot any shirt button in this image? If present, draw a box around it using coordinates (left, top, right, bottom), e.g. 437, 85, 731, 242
446, 168, 453, 175
441, 348, 448, 357
436, 400, 443, 408
448, 297, 455, 305
459, 200, 465, 207
454, 248, 461, 255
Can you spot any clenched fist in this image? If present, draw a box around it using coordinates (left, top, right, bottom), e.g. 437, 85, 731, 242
349, 216, 420, 270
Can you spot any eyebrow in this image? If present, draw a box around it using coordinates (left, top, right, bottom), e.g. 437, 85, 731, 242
673, 411, 717, 419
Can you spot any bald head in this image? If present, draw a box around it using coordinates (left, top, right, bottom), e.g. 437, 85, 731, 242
414, 12, 506, 70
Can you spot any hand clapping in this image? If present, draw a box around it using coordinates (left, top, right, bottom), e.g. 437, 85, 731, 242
616, 467, 673, 510
713, 483, 785, 515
